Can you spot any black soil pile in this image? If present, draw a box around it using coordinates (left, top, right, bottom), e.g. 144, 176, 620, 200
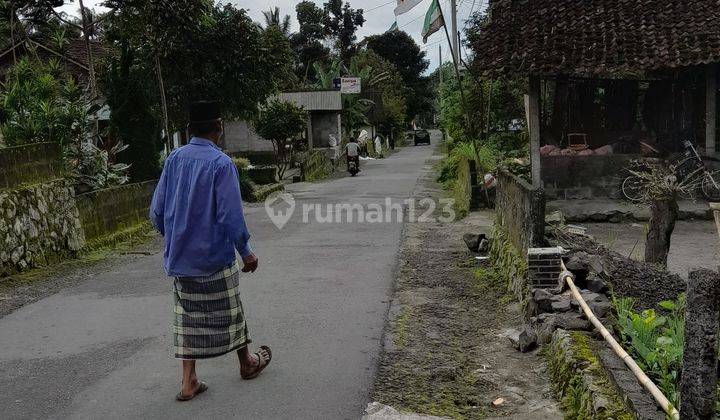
549, 228, 686, 310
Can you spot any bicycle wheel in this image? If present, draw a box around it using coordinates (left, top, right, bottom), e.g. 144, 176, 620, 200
621, 176, 644, 202
701, 171, 720, 201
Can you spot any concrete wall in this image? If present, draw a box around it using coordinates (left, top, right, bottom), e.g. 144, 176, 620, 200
223, 121, 274, 154
496, 169, 546, 256
311, 112, 341, 148
542, 155, 636, 200
76, 180, 157, 244
0, 142, 64, 189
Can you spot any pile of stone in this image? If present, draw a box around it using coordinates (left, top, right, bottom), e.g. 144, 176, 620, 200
463, 233, 490, 255
509, 249, 614, 352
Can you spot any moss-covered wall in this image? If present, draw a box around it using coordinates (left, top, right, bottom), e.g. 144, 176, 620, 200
0, 142, 64, 189
0, 179, 85, 276
547, 330, 634, 419
495, 169, 546, 257
76, 180, 157, 245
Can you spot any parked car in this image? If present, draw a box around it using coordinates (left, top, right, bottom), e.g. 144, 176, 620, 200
413, 129, 431, 146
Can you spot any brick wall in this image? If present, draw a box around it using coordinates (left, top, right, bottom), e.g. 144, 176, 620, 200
76, 180, 157, 244
0, 142, 63, 189
496, 169, 546, 256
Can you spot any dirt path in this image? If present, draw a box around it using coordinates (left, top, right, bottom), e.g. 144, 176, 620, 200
371, 157, 562, 419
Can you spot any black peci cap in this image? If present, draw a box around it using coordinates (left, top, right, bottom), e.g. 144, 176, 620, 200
188, 100, 222, 123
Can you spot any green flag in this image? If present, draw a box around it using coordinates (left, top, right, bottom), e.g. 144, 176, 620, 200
421, 0, 444, 43
388, 21, 398, 32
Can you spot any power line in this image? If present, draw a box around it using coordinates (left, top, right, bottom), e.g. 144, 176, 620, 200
364, 0, 396, 13
420, 38, 444, 50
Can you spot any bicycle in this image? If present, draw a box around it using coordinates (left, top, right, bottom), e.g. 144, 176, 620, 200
621, 140, 720, 202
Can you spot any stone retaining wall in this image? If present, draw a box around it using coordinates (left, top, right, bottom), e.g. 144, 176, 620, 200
0, 142, 64, 189
0, 179, 85, 276
76, 180, 157, 244
547, 329, 635, 418
495, 169, 546, 256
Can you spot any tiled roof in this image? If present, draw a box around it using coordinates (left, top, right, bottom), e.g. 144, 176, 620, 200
471, 0, 720, 77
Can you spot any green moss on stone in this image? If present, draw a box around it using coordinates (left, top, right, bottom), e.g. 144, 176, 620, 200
79, 221, 154, 254
489, 215, 528, 301
547, 330, 634, 420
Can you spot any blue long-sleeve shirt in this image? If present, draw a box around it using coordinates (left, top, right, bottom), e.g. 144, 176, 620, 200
150, 137, 252, 277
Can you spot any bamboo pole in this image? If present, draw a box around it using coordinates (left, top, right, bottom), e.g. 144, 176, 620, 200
560, 261, 680, 419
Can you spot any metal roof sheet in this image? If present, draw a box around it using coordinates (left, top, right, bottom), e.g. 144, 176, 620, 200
277, 91, 342, 111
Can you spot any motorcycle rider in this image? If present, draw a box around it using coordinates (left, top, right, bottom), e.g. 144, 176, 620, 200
346, 138, 361, 172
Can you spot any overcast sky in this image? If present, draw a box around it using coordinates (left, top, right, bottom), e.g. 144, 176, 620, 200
59, 0, 486, 73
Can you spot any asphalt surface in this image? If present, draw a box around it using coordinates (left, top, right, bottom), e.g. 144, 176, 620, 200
0, 132, 439, 420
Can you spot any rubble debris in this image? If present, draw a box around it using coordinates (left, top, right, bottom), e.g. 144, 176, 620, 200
550, 299, 572, 313
550, 231, 686, 309
533, 312, 593, 344
585, 272, 606, 293
478, 238, 490, 254
462, 233, 487, 253
508, 325, 538, 352
492, 397, 506, 407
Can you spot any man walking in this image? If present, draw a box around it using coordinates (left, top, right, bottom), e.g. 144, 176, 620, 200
150, 100, 271, 402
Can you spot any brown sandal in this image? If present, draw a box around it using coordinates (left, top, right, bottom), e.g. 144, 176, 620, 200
241, 346, 272, 380
176, 381, 208, 401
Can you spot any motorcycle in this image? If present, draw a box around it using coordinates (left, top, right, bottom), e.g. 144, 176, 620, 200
348, 158, 359, 177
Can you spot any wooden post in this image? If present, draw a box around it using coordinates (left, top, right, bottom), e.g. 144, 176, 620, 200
680, 269, 720, 419
307, 115, 314, 149
526, 76, 542, 188
710, 202, 720, 243
707, 66, 717, 156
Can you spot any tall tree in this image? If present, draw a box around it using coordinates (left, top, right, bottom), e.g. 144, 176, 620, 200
366, 30, 432, 124
323, 0, 364, 64
262, 6, 291, 37
291, 1, 330, 84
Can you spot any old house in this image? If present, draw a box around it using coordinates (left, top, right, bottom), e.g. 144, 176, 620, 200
471, 0, 719, 199
224, 90, 342, 155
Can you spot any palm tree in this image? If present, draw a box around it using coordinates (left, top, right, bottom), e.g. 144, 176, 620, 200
262, 7, 291, 37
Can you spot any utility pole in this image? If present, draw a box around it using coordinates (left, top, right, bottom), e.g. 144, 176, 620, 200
450, 0, 459, 63
439, 44, 443, 86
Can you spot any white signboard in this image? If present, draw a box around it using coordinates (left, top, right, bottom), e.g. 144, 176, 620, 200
341, 77, 361, 94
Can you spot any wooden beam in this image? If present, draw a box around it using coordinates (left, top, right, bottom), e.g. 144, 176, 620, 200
526, 76, 542, 187
707, 65, 717, 156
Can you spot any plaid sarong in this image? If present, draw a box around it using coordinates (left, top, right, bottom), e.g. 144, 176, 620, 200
173, 261, 251, 360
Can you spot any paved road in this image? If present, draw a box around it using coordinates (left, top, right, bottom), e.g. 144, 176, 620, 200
0, 133, 439, 419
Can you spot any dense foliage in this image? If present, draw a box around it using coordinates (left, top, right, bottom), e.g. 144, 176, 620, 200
100, 43, 162, 181
253, 99, 308, 179
0, 57, 84, 148
366, 30, 433, 124
1, 0, 433, 189
613, 295, 686, 406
